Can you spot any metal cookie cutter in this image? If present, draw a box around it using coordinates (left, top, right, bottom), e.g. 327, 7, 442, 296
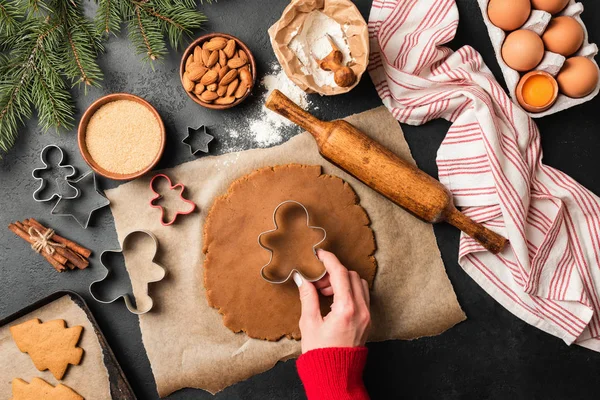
258, 200, 327, 284
32, 145, 79, 202
89, 230, 166, 315
51, 171, 110, 229
182, 125, 214, 156
149, 173, 196, 226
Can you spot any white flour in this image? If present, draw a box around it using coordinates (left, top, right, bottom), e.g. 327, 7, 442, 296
289, 10, 352, 87
249, 62, 311, 147
220, 62, 311, 149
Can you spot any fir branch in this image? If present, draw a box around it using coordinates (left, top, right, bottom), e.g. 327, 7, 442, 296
55, 0, 104, 87
0, 19, 64, 153
134, 0, 206, 50
0, 1, 20, 36
129, 3, 165, 61
96, 0, 121, 35
101, 0, 207, 61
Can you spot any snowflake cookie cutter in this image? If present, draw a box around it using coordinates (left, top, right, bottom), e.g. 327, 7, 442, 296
149, 173, 196, 226
32, 145, 79, 202
89, 230, 166, 315
257, 200, 327, 284
182, 125, 214, 156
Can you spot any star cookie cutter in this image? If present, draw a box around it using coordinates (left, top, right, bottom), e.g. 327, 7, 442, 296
149, 173, 196, 226
50, 171, 110, 229
89, 230, 166, 314
32, 145, 79, 202
258, 200, 327, 284
182, 125, 214, 155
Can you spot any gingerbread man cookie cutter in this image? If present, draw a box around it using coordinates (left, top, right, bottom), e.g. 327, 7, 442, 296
89, 230, 166, 315
258, 200, 327, 284
32, 145, 79, 202
149, 174, 196, 226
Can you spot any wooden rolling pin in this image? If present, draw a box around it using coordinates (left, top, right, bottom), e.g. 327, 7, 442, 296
265, 89, 508, 254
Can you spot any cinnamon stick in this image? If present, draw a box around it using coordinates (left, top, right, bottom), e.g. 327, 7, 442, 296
10, 223, 68, 265
22, 220, 89, 270
8, 224, 66, 272
27, 218, 92, 258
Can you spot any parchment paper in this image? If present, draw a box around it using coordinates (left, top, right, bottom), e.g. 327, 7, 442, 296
268, 0, 369, 95
106, 106, 466, 397
0, 295, 111, 399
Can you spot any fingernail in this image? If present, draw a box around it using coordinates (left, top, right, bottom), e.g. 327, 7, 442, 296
293, 272, 303, 287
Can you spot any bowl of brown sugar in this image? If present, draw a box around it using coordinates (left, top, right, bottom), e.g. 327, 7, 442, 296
78, 93, 166, 180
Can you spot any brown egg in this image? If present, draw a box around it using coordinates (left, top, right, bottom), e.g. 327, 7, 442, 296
487, 0, 531, 31
542, 16, 584, 57
557, 56, 599, 98
501, 30, 544, 71
531, 0, 569, 14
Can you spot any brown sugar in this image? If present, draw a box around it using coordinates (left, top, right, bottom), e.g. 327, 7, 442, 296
85, 100, 162, 175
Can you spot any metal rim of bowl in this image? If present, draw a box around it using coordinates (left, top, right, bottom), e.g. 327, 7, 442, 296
179, 32, 257, 110
77, 93, 166, 181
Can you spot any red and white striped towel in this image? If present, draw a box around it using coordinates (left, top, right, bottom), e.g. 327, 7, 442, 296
368, 0, 600, 350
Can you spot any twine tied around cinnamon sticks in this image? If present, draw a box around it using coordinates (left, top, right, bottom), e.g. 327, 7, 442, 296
28, 227, 65, 256
8, 219, 92, 272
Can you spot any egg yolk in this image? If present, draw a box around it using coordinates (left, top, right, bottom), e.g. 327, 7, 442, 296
521, 75, 555, 107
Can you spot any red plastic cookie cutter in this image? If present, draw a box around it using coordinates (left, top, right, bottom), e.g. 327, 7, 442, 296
149, 174, 196, 226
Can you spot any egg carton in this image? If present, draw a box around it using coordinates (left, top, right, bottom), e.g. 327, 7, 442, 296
477, 0, 600, 118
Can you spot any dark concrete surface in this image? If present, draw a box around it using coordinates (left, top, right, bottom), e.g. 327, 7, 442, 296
2, 0, 600, 399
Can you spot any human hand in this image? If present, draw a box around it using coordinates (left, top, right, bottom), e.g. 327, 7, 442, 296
294, 249, 371, 354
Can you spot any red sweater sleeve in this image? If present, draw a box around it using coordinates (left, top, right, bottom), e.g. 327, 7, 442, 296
296, 347, 370, 400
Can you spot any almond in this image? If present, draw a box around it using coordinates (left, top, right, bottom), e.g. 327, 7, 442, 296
238, 49, 248, 63
193, 46, 202, 63
207, 83, 217, 92
217, 85, 227, 96
194, 83, 205, 95
219, 69, 238, 86
200, 69, 218, 85
202, 41, 210, 50
185, 54, 194, 68
215, 96, 235, 105
182, 72, 194, 91
201, 48, 211, 66
187, 63, 207, 81
234, 82, 248, 98
239, 67, 252, 85
223, 39, 236, 58
227, 57, 247, 69
219, 50, 227, 68
200, 91, 219, 102
218, 65, 230, 81
226, 79, 239, 96
205, 38, 227, 51
206, 50, 218, 67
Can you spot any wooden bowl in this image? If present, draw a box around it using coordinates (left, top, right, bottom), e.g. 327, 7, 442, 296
180, 33, 256, 110
515, 71, 559, 113
78, 93, 166, 181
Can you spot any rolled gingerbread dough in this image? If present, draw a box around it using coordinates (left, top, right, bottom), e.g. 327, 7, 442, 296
203, 164, 377, 341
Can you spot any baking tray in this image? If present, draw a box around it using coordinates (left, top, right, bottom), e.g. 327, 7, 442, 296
0, 290, 136, 400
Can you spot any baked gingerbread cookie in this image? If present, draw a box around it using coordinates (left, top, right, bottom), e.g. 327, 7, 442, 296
11, 377, 83, 400
10, 319, 84, 380
203, 164, 377, 341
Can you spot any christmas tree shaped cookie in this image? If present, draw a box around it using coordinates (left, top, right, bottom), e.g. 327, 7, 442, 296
11, 377, 83, 400
10, 319, 84, 380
